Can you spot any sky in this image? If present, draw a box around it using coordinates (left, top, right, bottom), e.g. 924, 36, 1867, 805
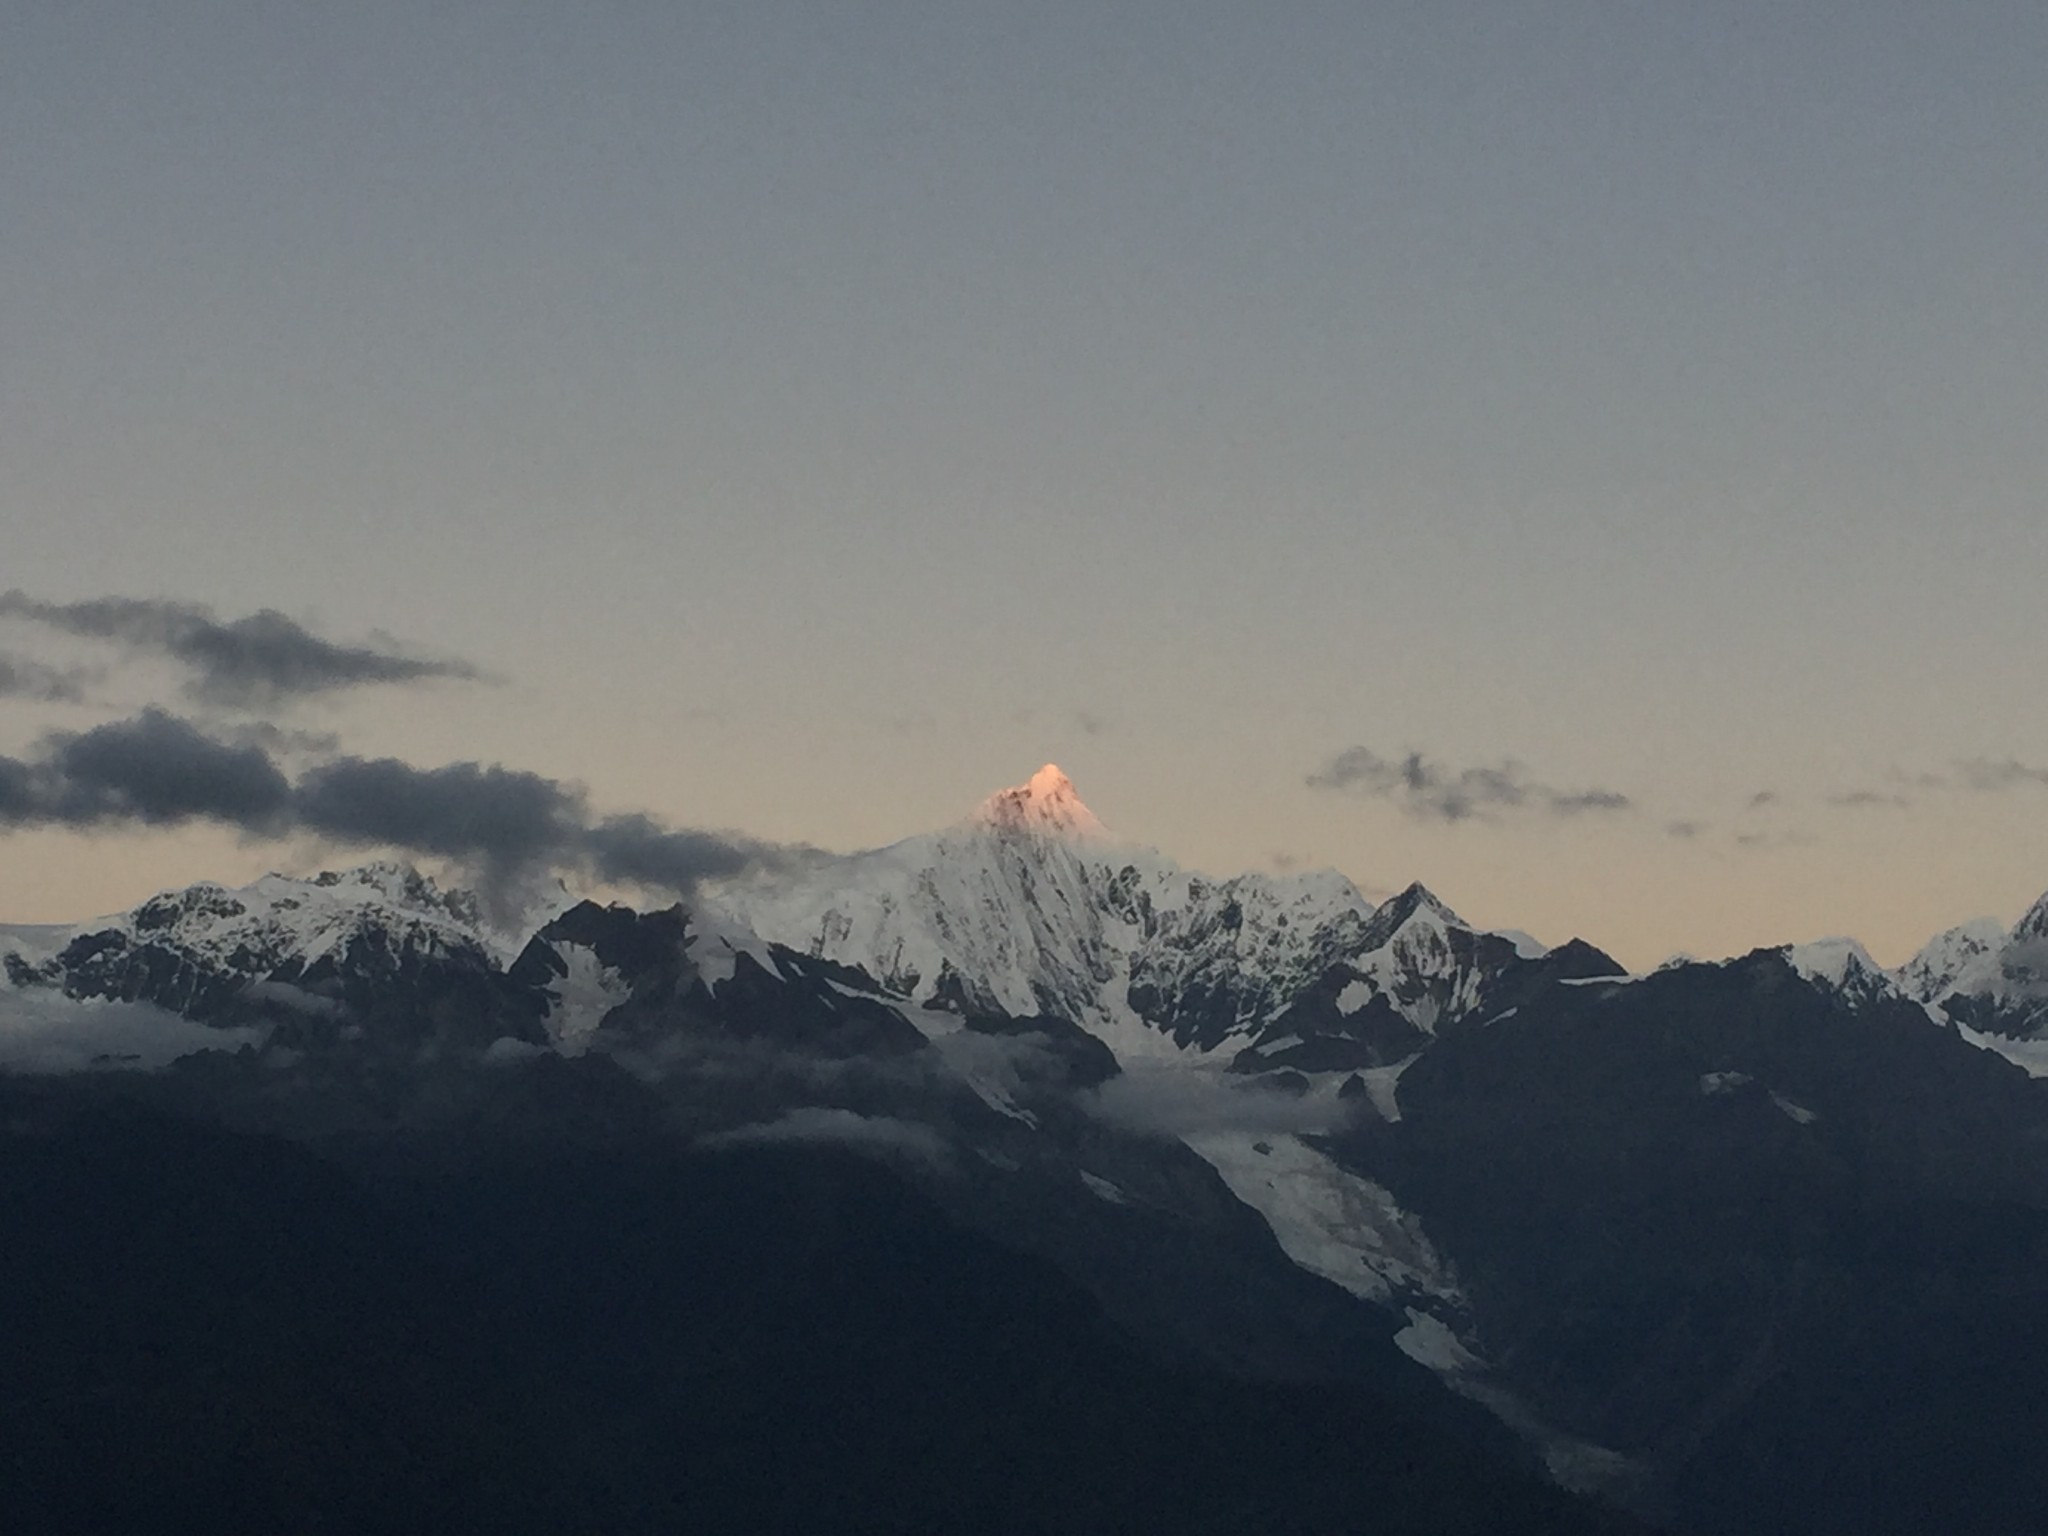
3, 2, 2046, 969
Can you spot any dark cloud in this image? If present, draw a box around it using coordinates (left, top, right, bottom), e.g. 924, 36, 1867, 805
0, 758, 35, 821
0, 709, 791, 900
0, 591, 479, 706
0, 651, 91, 703
214, 720, 343, 757
296, 758, 581, 866
1745, 790, 1779, 811
583, 813, 807, 891
1665, 820, 1706, 840
31, 709, 294, 829
1307, 746, 1632, 824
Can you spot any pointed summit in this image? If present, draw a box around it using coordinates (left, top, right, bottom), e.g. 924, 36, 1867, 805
1356, 881, 1468, 951
2013, 888, 2048, 944
973, 764, 1109, 839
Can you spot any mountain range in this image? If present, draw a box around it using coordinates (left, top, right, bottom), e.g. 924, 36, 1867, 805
6, 765, 2048, 1533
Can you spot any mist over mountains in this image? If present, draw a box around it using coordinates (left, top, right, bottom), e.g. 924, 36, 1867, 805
7, 765, 2048, 1533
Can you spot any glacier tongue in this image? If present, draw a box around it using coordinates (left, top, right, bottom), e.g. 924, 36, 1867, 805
1182, 1129, 1462, 1307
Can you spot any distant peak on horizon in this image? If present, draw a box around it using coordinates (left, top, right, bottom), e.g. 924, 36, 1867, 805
972, 763, 1109, 839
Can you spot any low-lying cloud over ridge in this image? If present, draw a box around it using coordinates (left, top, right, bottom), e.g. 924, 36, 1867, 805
1308, 745, 1632, 824
1084, 1064, 1357, 1140
0, 989, 265, 1074
0, 591, 479, 707
698, 1107, 951, 1164
0, 709, 805, 898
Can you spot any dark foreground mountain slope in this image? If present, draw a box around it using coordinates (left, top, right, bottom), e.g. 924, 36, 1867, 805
1338, 954, 2048, 1536
0, 1080, 1643, 1536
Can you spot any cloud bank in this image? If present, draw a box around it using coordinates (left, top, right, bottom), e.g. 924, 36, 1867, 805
0, 709, 805, 899
0, 989, 265, 1074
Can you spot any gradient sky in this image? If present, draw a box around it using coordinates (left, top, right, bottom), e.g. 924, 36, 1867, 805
4, 2, 2046, 969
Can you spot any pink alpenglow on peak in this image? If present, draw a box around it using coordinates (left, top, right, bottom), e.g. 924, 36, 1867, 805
972, 764, 1110, 840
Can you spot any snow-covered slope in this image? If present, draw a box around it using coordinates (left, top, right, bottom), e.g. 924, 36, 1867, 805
1, 862, 498, 1018
1894, 917, 2008, 1005
1777, 936, 1900, 1010
1893, 893, 2048, 1063
710, 766, 1613, 1077
710, 765, 1384, 1060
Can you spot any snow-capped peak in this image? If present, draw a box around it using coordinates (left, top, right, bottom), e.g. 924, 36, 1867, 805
972, 763, 1108, 840
1895, 916, 2009, 1005
2012, 889, 2048, 945
1354, 882, 1466, 952
309, 860, 472, 918
119, 863, 489, 963
1779, 937, 1885, 990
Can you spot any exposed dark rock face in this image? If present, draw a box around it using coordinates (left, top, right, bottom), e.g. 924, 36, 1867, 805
0, 1080, 1645, 1536
1329, 953, 2048, 1535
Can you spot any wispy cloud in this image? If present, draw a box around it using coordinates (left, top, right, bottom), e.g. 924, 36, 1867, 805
1307, 745, 1631, 824
1807, 761, 2048, 811
1732, 828, 1816, 850
1826, 789, 1913, 810
698, 1108, 950, 1164
0, 591, 480, 707
0, 651, 92, 704
1956, 758, 2048, 792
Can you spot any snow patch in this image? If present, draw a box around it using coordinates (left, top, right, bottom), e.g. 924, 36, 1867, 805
1079, 1171, 1129, 1205
1334, 979, 1376, 1016
1770, 1092, 1819, 1125
1395, 1308, 1483, 1373
484, 1036, 550, 1064
1354, 1055, 1419, 1123
541, 942, 630, 1056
